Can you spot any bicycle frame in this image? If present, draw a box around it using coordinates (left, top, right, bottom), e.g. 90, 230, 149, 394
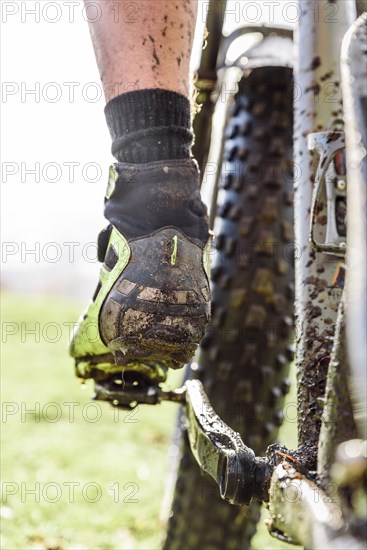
342, 11, 367, 441
293, 0, 356, 457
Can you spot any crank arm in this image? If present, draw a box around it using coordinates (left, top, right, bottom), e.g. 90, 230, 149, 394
94, 373, 313, 513
94, 375, 270, 502
183, 379, 271, 505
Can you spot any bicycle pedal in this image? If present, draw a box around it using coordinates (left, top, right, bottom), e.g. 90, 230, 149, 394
93, 372, 186, 409
93, 372, 161, 409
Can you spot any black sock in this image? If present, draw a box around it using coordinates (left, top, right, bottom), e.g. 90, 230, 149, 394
105, 89, 193, 163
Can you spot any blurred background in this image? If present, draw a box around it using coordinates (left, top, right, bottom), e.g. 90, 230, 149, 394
1, 1, 297, 549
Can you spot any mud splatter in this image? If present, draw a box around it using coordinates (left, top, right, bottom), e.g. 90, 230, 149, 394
148, 35, 160, 66
310, 56, 321, 70
152, 49, 160, 66
305, 82, 321, 95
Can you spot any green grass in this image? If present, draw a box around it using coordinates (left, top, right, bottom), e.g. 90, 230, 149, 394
1, 292, 299, 550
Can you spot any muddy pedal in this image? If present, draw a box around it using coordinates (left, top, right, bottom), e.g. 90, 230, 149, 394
93, 371, 186, 410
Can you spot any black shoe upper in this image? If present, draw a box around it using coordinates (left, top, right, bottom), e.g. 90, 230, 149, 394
104, 159, 209, 246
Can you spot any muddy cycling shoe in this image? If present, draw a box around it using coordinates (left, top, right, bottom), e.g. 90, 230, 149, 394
69, 159, 211, 385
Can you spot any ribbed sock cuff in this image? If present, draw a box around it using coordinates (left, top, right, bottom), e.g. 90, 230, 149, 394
105, 89, 193, 163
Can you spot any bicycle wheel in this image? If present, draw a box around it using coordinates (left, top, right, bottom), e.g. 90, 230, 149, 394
163, 65, 295, 550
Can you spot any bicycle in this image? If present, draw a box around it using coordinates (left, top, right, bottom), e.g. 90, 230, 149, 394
94, 1, 367, 548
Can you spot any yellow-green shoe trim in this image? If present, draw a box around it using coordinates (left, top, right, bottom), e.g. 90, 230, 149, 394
70, 227, 131, 377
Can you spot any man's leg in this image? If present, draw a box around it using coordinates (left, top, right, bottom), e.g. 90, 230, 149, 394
86, 0, 197, 101
70, 0, 211, 385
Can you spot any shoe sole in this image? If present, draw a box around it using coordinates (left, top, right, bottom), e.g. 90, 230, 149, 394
108, 330, 198, 370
